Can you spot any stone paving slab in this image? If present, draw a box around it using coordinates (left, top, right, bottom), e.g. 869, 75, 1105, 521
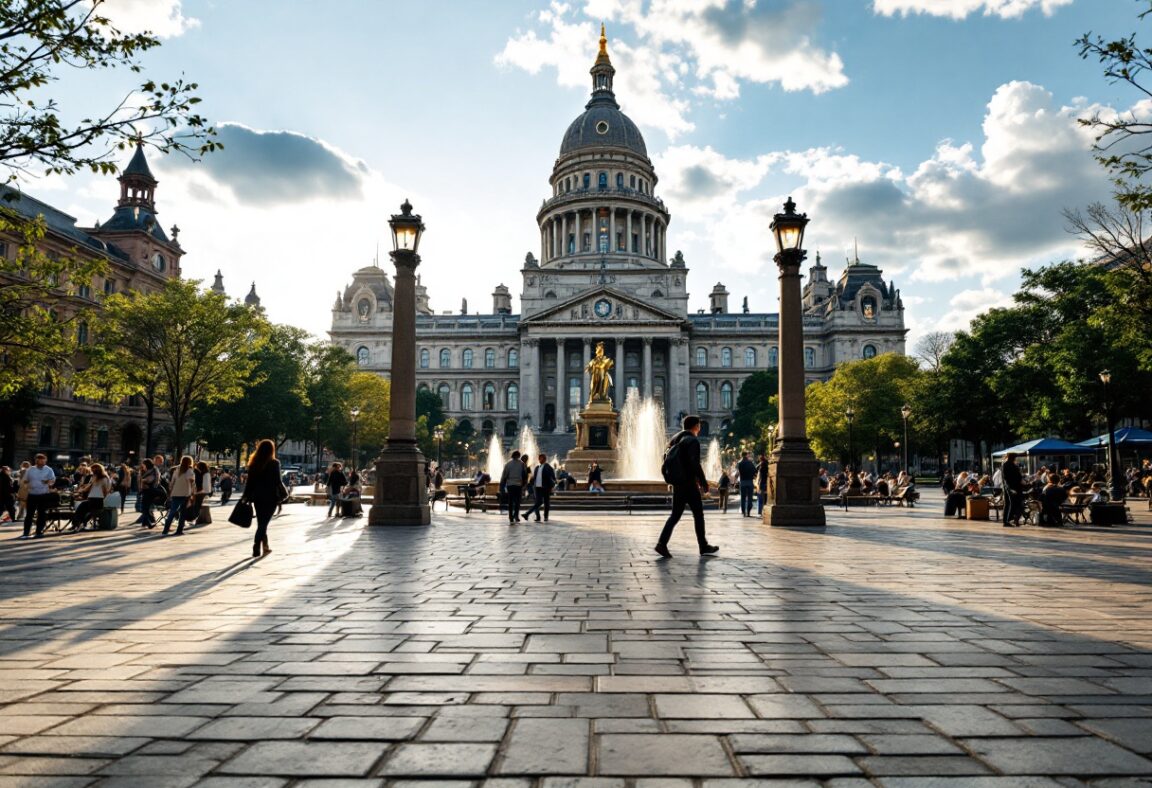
0, 493, 1150, 783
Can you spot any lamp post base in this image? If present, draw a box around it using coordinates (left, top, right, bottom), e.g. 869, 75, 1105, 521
762, 438, 826, 528
368, 441, 430, 526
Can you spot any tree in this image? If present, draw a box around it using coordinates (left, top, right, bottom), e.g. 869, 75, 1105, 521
303, 343, 356, 464
805, 355, 922, 467
0, 209, 105, 395
76, 279, 267, 453
416, 387, 445, 429
344, 372, 390, 469
0, 0, 217, 185
728, 370, 778, 445
913, 331, 954, 373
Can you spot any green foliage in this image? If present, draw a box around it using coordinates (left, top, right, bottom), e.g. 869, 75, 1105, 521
805, 354, 922, 465
416, 387, 445, 428
728, 369, 778, 446
76, 279, 267, 450
0, 0, 218, 185
345, 372, 390, 467
0, 207, 105, 395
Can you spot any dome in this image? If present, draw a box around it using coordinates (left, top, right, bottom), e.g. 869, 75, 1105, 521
342, 265, 393, 307
560, 102, 647, 157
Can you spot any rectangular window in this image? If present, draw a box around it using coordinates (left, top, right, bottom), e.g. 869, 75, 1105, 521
77, 284, 92, 299
104, 279, 116, 296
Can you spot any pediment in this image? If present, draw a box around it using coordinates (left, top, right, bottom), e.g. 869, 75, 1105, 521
522, 287, 686, 325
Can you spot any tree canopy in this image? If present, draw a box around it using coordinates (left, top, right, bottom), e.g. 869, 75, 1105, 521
728, 369, 778, 446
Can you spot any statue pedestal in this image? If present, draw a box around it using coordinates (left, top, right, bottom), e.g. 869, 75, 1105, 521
762, 438, 826, 528
564, 399, 618, 478
368, 441, 431, 526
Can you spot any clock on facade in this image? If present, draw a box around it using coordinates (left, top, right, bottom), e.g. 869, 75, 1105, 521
594, 298, 612, 318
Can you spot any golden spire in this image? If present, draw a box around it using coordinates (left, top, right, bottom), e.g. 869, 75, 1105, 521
599, 23, 608, 56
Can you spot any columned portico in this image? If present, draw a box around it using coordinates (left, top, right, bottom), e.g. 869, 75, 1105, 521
642, 337, 653, 398
614, 337, 626, 401
554, 338, 567, 432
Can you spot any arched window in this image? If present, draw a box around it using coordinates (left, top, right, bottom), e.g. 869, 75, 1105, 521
583, 173, 590, 189
630, 174, 636, 188
652, 289, 663, 297
721, 347, 732, 368
484, 348, 496, 369
695, 347, 707, 367
70, 418, 86, 449
695, 382, 709, 410
700, 420, 710, 437
481, 419, 494, 438
744, 347, 756, 367
863, 344, 878, 360
462, 348, 474, 368
508, 348, 519, 368
720, 381, 734, 410
439, 348, 451, 368
616, 172, 624, 188
769, 347, 778, 367
438, 383, 451, 408
483, 382, 496, 410
419, 348, 430, 369
598, 172, 608, 190
804, 347, 815, 368
504, 420, 518, 438
77, 321, 89, 345
506, 383, 519, 411
356, 346, 370, 366
461, 383, 474, 410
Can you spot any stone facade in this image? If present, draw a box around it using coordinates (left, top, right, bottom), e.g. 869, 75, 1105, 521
329, 31, 906, 448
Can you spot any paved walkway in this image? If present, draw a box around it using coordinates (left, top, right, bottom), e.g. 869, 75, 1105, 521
1, 495, 1151, 786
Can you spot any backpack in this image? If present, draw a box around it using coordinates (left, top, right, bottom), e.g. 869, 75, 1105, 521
661, 437, 687, 486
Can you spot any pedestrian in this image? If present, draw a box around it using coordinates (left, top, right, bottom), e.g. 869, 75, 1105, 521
717, 467, 731, 513
0, 466, 15, 523
521, 453, 556, 522
161, 455, 197, 536
185, 461, 210, 523
137, 458, 160, 528
737, 452, 757, 517
219, 469, 234, 506
14, 460, 30, 522
324, 462, 347, 517
1001, 451, 1024, 528
116, 462, 132, 513
243, 439, 287, 557
500, 449, 527, 524
71, 463, 113, 530
655, 415, 718, 558
20, 453, 55, 539
756, 453, 769, 515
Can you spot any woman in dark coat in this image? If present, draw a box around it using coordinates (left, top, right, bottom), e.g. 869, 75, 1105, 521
244, 439, 286, 558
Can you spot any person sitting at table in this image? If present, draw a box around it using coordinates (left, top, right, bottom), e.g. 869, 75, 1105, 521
1088, 481, 1108, 503
71, 463, 114, 530
340, 472, 363, 518
944, 479, 977, 518
875, 477, 890, 498
1038, 473, 1068, 526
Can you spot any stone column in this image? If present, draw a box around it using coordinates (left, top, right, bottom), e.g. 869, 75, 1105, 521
575, 212, 582, 255
614, 337, 627, 404
671, 336, 690, 429
764, 228, 825, 527
626, 211, 633, 254
554, 338, 567, 432
522, 338, 539, 427
562, 214, 568, 256
642, 337, 653, 398
370, 227, 430, 527
609, 208, 616, 252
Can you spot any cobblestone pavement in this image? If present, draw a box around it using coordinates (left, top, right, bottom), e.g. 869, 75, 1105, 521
1, 494, 1151, 787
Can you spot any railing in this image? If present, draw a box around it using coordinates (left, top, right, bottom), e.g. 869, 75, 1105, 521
538, 187, 667, 215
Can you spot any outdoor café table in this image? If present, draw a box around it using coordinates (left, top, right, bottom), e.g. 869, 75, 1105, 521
1060, 492, 1094, 524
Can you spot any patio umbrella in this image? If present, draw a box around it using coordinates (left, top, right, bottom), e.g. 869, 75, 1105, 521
1076, 427, 1152, 448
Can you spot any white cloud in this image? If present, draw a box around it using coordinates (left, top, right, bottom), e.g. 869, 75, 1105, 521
496, 0, 847, 138
93, 0, 199, 38
872, 0, 1073, 19
934, 287, 1015, 331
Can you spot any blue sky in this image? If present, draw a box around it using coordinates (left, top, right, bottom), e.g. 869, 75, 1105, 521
34, 0, 1145, 347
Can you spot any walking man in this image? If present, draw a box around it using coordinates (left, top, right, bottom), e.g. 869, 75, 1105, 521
522, 453, 556, 522
756, 453, 769, 515
1002, 451, 1024, 527
656, 415, 718, 558
736, 451, 757, 517
500, 450, 528, 524
20, 453, 55, 539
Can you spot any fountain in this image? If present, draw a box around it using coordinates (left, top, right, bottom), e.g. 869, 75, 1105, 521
517, 424, 540, 464
617, 391, 666, 479
704, 437, 723, 483
484, 433, 504, 479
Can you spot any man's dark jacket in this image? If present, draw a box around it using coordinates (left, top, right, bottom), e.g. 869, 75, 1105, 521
531, 463, 557, 492
668, 431, 708, 489
1001, 460, 1024, 494
737, 458, 757, 483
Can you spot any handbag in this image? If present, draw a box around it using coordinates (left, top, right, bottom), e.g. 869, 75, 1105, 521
228, 499, 254, 528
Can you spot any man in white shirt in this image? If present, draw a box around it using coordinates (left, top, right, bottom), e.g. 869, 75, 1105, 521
21, 453, 56, 539
521, 453, 556, 522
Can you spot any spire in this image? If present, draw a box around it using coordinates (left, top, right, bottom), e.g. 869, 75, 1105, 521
245, 282, 261, 308
853, 237, 860, 266
589, 23, 616, 104
211, 270, 225, 294
117, 143, 157, 211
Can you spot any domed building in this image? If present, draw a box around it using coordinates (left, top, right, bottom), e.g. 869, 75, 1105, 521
330, 28, 906, 453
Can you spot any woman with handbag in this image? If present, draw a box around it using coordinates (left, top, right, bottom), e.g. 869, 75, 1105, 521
243, 439, 286, 557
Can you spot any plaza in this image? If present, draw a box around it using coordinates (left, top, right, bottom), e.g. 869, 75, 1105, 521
1, 496, 1150, 784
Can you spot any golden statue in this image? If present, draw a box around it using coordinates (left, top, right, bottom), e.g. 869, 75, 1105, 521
586, 341, 614, 404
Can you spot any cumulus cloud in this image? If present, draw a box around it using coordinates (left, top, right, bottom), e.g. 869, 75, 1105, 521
164, 123, 366, 206
872, 0, 1072, 19
94, 0, 199, 38
497, 0, 847, 137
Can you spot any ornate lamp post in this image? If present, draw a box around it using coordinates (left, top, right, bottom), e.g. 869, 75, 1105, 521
900, 403, 911, 473
433, 426, 445, 469
1099, 370, 1122, 500
313, 415, 322, 474
370, 200, 431, 525
349, 407, 361, 473
763, 198, 825, 527
846, 406, 855, 471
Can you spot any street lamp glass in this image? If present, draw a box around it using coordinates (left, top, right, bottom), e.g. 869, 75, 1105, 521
389, 199, 425, 254
350, 407, 361, 420
1099, 369, 1112, 385
769, 197, 808, 254
901, 404, 911, 419
845, 407, 854, 421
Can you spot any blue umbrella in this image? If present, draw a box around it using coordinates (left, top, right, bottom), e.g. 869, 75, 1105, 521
1077, 428, 1152, 448
992, 438, 1098, 457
